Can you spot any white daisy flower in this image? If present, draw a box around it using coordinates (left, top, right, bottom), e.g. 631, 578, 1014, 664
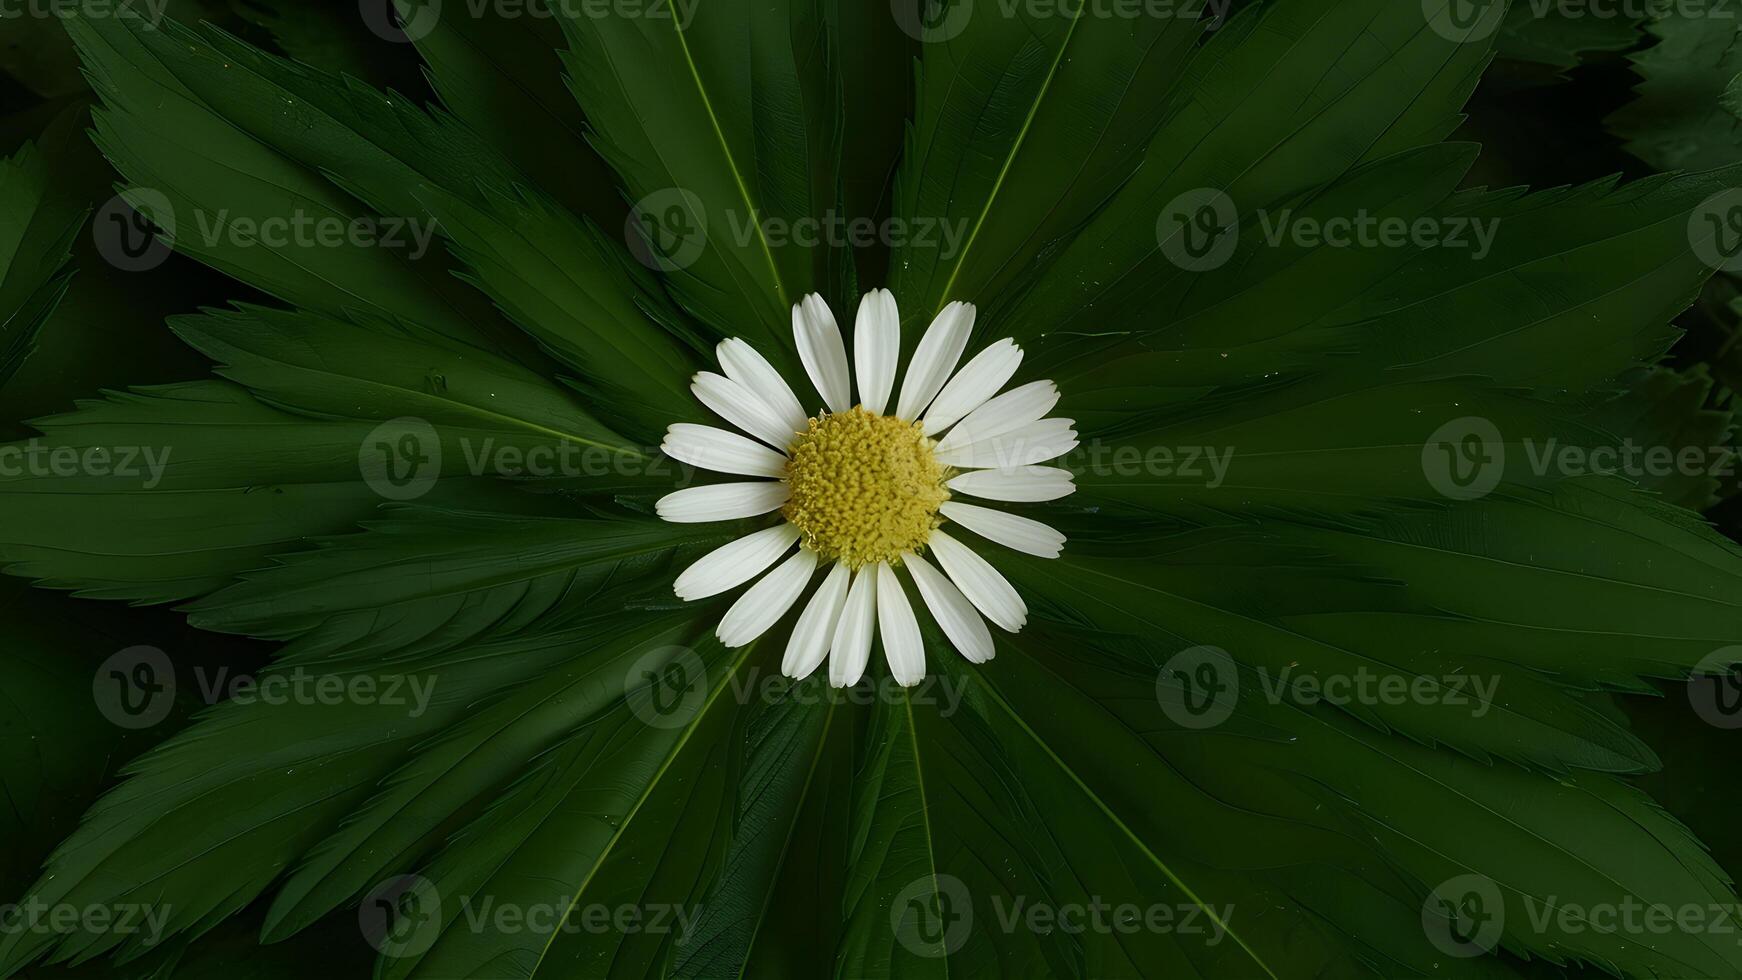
657, 289, 1077, 687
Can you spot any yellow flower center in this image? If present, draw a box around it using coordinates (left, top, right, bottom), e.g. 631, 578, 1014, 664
782, 407, 949, 569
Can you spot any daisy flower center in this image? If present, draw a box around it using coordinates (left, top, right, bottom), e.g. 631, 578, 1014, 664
781, 406, 949, 569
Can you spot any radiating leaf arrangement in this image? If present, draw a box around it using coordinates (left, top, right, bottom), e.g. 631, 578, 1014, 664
5, 0, 1742, 977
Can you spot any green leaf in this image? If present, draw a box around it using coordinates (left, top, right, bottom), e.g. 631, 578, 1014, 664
403, 0, 625, 223
888, 0, 1204, 327
555, 0, 840, 356
186, 506, 727, 662
670, 692, 854, 979
992, 0, 1494, 344
1610, 11, 1742, 172
0, 613, 680, 974
0, 382, 405, 602
378, 637, 757, 979
0, 113, 86, 390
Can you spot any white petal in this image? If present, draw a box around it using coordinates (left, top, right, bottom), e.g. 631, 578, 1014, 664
906, 554, 994, 664
940, 502, 1065, 558
692, 372, 797, 449
876, 563, 926, 686
853, 288, 900, 415
937, 380, 1059, 453
828, 565, 878, 688
896, 301, 975, 420
793, 293, 851, 415
718, 547, 817, 647
673, 524, 801, 601
657, 481, 789, 523
947, 466, 1076, 502
718, 338, 809, 437
929, 530, 1026, 632
923, 339, 1023, 435
662, 423, 790, 477
783, 560, 850, 680
934, 418, 1078, 469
